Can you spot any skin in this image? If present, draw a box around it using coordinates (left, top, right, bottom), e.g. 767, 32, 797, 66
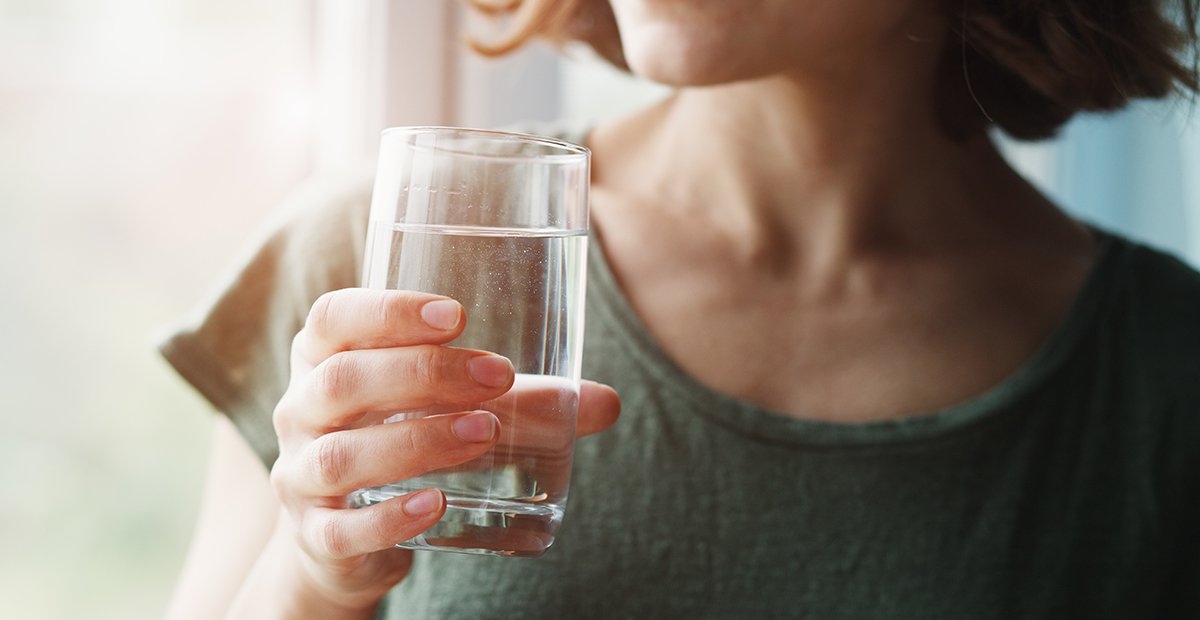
169, 0, 1097, 617
169, 291, 620, 620
590, 0, 1094, 421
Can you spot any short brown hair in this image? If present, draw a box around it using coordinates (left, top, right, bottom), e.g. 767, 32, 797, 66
469, 0, 1200, 141
952, 0, 1199, 139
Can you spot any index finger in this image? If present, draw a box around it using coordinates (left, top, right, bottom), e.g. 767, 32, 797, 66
295, 288, 465, 366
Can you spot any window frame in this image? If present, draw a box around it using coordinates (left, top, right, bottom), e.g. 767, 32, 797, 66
311, 0, 562, 173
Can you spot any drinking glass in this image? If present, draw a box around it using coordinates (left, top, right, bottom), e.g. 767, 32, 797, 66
348, 127, 590, 558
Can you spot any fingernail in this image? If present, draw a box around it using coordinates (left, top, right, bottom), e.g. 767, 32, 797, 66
420, 299, 461, 331
453, 411, 497, 443
467, 355, 513, 388
403, 489, 442, 516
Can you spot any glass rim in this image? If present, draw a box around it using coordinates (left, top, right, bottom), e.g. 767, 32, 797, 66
380, 126, 590, 163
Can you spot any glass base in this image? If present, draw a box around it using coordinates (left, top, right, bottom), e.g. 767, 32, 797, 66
349, 488, 562, 558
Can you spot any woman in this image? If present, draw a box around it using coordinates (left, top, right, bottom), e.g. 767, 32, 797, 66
162, 0, 1200, 617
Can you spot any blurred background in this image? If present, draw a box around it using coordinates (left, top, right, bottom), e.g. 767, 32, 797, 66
0, 1, 1197, 617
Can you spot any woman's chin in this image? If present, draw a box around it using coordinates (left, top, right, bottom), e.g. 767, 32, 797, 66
621, 38, 745, 87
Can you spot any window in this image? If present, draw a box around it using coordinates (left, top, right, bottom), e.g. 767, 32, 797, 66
1, 1, 311, 617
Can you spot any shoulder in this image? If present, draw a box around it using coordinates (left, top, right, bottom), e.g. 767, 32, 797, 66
211, 168, 376, 311
1094, 234, 1200, 461
193, 167, 375, 325
1109, 238, 1200, 524
158, 169, 375, 466
1106, 236, 1200, 384
1120, 237, 1200, 310
264, 168, 375, 267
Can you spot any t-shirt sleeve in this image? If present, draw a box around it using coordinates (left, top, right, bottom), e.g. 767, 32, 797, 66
158, 172, 373, 469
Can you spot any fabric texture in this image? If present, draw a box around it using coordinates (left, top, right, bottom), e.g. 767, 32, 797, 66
160, 127, 1200, 619
160, 171, 373, 465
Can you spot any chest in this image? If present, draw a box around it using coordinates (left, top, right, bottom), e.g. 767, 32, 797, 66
599, 241, 1080, 422
384, 390, 1171, 619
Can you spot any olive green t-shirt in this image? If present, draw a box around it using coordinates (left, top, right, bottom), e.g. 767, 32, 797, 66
160, 130, 1200, 619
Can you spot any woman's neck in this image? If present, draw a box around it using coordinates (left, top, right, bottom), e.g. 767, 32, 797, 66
589, 62, 1089, 281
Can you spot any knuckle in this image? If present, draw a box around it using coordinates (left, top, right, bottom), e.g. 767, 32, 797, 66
306, 290, 342, 336
311, 352, 360, 403
362, 509, 395, 549
408, 346, 444, 390
373, 291, 406, 329
289, 329, 308, 363
268, 463, 286, 494
314, 514, 352, 559
291, 329, 306, 351
268, 460, 295, 500
392, 424, 424, 460
308, 432, 352, 491
272, 391, 299, 434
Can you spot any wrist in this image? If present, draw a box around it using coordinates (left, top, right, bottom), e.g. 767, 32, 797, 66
226, 520, 381, 620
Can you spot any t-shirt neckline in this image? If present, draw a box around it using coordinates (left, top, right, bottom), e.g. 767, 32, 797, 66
585, 223, 1130, 448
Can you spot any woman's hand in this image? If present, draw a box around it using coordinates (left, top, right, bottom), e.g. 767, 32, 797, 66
263, 288, 620, 615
